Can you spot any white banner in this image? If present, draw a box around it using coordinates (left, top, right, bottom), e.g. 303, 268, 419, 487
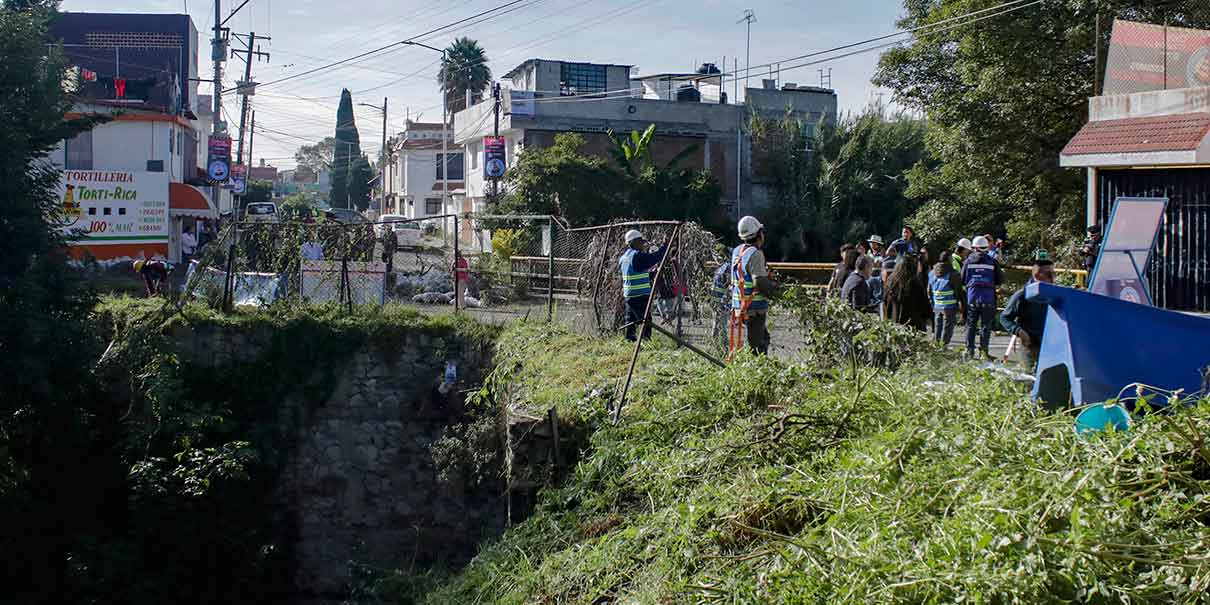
58, 170, 170, 245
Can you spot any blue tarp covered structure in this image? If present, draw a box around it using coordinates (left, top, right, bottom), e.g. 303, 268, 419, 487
1028, 282, 1210, 408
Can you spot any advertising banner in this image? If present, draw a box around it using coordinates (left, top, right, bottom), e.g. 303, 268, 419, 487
58, 170, 169, 245
207, 134, 232, 181
230, 164, 247, 194
484, 135, 506, 179
1104, 19, 1210, 95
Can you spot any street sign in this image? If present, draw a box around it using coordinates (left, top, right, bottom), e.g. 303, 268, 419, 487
230, 164, 247, 195
484, 135, 506, 179
207, 135, 232, 182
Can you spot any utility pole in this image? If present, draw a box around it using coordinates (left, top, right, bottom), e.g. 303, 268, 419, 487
211, 0, 224, 218
381, 97, 387, 212
738, 9, 756, 101
247, 110, 255, 172
359, 98, 390, 212
233, 31, 270, 165
491, 82, 501, 203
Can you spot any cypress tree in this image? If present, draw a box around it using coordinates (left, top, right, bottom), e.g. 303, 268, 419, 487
329, 88, 362, 209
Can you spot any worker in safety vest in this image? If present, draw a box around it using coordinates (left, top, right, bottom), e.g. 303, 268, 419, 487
619, 229, 666, 341
961, 235, 1004, 360
730, 216, 778, 355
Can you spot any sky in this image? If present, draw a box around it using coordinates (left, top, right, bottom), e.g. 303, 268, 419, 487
60, 0, 908, 169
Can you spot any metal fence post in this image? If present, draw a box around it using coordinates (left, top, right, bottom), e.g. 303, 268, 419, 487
675, 227, 684, 346
454, 213, 461, 313
547, 219, 555, 322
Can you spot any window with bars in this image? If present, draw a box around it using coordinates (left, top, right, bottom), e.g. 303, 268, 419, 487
560, 62, 606, 96
65, 130, 93, 170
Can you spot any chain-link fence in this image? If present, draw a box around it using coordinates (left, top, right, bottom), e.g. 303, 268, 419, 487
170, 213, 816, 360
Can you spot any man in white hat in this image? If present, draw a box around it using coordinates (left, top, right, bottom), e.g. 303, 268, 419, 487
730, 216, 777, 355
619, 229, 666, 341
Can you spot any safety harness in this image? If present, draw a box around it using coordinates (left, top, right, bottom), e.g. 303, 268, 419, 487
728, 244, 756, 359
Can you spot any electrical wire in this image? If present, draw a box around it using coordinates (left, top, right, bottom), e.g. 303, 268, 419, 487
232, 0, 543, 94
721, 0, 1044, 80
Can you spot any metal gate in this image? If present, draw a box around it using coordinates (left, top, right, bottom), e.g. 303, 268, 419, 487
1098, 168, 1210, 311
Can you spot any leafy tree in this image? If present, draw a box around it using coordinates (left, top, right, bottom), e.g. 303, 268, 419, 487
245, 178, 273, 204
499, 132, 621, 224
501, 128, 725, 229
348, 153, 375, 211
279, 191, 321, 219
874, 0, 1210, 257
439, 37, 491, 118
293, 136, 335, 174
749, 108, 929, 260
329, 88, 362, 209
0, 0, 109, 599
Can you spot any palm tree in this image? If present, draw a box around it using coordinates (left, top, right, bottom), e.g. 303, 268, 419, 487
438, 37, 491, 120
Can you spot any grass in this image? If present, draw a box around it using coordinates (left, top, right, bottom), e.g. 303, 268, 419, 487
380, 319, 1210, 605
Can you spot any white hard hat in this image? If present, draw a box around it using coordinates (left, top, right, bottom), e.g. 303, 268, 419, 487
957, 237, 973, 251
972, 235, 990, 250
737, 215, 764, 239
624, 229, 644, 244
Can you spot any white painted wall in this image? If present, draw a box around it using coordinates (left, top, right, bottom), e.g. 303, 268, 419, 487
1090, 87, 1210, 121
52, 119, 188, 179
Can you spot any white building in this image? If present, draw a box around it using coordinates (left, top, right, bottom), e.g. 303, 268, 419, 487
53, 102, 217, 263
453, 58, 838, 220
385, 120, 464, 220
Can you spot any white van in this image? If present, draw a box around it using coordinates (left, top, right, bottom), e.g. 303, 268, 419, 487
378, 214, 422, 248
244, 202, 278, 223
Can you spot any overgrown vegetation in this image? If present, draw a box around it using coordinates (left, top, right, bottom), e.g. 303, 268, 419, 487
375, 303, 1210, 604
498, 129, 725, 230
6, 294, 497, 604
751, 107, 930, 261
875, 0, 1210, 258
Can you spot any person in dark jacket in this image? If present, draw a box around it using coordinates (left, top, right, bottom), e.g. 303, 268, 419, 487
1001, 249, 1055, 369
962, 235, 1004, 359
884, 253, 931, 330
841, 255, 877, 313
826, 244, 858, 297
1079, 225, 1102, 273
889, 226, 920, 256
619, 229, 667, 341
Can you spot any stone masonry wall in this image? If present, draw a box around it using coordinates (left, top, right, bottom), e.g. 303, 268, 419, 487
174, 325, 502, 602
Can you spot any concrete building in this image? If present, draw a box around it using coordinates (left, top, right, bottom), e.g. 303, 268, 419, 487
52, 12, 201, 117
249, 159, 279, 184
49, 13, 217, 263
385, 121, 464, 220
1059, 19, 1210, 311
453, 58, 838, 220
53, 102, 217, 263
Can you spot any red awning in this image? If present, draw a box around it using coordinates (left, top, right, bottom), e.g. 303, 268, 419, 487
1062, 113, 1210, 156
169, 182, 217, 218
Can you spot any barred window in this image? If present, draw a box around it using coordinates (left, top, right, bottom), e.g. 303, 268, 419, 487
560, 62, 606, 96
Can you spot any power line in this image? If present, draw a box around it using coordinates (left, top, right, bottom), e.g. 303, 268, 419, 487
232, 0, 543, 94
722, 0, 1041, 80
752, 0, 1047, 82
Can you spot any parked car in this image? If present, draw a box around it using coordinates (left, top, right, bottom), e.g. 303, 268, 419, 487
376, 213, 405, 238
244, 202, 277, 223
324, 207, 368, 224
394, 221, 422, 248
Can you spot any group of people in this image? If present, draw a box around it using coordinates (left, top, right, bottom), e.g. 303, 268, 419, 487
827, 227, 1058, 365
623, 216, 777, 355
